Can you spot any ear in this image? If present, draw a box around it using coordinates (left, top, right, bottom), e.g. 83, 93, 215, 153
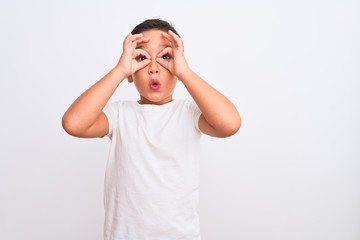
127, 75, 133, 83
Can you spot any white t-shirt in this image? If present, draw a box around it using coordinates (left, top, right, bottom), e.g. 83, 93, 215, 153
103, 99, 202, 240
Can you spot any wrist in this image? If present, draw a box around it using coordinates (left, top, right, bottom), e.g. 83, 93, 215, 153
112, 65, 128, 82
178, 67, 193, 82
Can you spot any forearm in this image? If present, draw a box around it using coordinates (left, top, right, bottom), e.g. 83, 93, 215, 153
62, 67, 126, 134
179, 68, 241, 136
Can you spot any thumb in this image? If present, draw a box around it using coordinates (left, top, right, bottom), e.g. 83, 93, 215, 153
156, 57, 172, 72
134, 59, 151, 72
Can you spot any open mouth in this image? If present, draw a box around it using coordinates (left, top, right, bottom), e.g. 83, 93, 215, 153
149, 79, 161, 90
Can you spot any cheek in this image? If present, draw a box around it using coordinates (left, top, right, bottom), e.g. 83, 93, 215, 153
132, 69, 147, 82
168, 78, 178, 90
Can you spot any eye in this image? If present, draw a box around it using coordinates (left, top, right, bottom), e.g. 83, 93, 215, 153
136, 55, 147, 62
162, 54, 171, 60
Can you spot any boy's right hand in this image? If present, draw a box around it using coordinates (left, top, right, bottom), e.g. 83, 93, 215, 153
116, 33, 151, 77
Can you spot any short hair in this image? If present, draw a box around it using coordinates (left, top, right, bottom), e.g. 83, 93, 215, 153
131, 19, 180, 37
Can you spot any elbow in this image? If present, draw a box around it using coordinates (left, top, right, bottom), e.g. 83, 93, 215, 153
62, 114, 82, 137
230, 122, 241, 136
225, 120, 241, 137
222, 107, 242, 137
62, 114, 75, 136
218, 114, 242, 138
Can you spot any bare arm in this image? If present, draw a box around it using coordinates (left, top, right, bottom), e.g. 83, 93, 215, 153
62, 68, 125, 138
62, 34, 151, 138
156, 31, 241, 137
180, 69, 241, 137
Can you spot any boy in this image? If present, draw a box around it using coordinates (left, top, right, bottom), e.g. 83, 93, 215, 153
62, 19, 241, 240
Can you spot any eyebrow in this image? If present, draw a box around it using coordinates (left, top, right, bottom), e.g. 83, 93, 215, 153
160, 44, 171, 48
136, 44, 172, 50
136, 44, 145, 49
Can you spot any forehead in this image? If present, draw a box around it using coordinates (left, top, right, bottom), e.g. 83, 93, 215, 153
138, 30, 171, 49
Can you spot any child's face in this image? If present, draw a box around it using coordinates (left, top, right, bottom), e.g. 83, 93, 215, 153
130, 30, 177, 105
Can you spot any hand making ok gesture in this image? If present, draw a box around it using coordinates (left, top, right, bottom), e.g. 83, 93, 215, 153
116, 33, 151, 77
156, 30, 190, 80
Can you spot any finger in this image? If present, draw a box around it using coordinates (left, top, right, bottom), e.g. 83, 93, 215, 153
124, 33, 143, 45
129, 33, 143, 41
122, 33, 133, 49
124, 35, 150, 53
136, 58, 151, 70
162, 31, 180, 45
156, 46, 172, 58
135, 36, 150, 45
155, 56, 169, 70
123, 33, 142, 50
167, 30, 184, 51
161, 32, 174, 46
134, 48, 151, 60
156, 54, 173, 72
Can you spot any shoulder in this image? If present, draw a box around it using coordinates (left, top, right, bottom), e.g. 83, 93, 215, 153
177, 98, 201, 114
172, 98, 198, 110
106, 100, 138, 107
103, 100, 138, 123
104, 100, 138, 112
173, 98, 202, 132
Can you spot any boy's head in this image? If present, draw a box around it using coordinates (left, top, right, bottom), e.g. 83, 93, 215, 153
131, 19, 180, 37
129, 19, 180, 105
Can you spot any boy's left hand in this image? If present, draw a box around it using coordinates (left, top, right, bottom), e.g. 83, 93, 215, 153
156, 30, 190, 79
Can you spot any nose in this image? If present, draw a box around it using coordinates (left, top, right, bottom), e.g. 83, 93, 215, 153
148, 59, 159, 75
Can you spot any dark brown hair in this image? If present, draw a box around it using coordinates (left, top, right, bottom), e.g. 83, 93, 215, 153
131, 19, 180, 37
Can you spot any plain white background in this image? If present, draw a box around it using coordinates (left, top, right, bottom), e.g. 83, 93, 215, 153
1, 0, 359, 239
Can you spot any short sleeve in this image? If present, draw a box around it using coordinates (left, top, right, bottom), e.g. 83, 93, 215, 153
185, 99, 202, 132
102, 102, 119, 139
